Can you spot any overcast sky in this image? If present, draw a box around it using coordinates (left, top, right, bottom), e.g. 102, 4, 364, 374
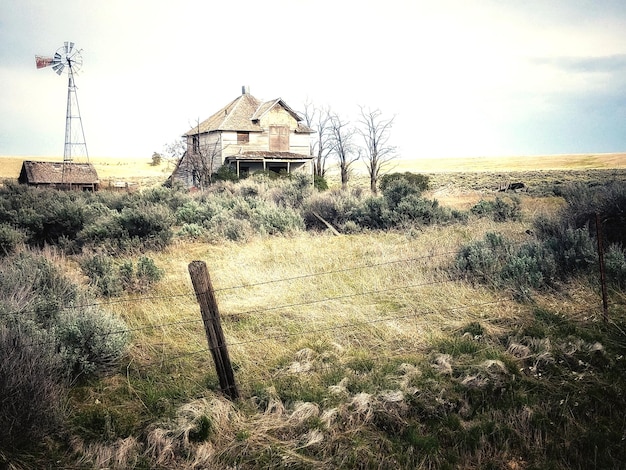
1, 0, 626, 160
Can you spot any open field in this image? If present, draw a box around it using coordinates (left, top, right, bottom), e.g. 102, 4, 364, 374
395, 152, 626, 172
2, 154, 625, 468
2, 152, 625, 189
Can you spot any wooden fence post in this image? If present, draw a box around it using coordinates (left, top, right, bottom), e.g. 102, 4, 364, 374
188, 260, 239, 400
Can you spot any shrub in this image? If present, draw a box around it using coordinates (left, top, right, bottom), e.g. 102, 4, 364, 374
381, 178, 421, 209
80, 203, 174, 253
492, 196, 522, 222
269, 174, 313, 209
314, 175, 329, 191
136, 256, 165, 291
349, 196, 391, 230
178, 223, 206, 239
501, 243, 552, 289
206, 212, 253, 242
605, 244, 626, 288
80, 254, 123, 297
0, 325, 65, 450
54, 307, 129, 378
117, 204, 175, 250
470, 196, 521, 222
6, 252, 79, 323
394, 194, 442, 226
558, 181, 626, 246
80, 254, 163, 296
379, 172, 430, 193
301, 190, 360, 231
142, 186, 189, 212
251, 205, 305, 235
469, 199, 495, 217
175, 201, 203, 224
542, 226, 597, 276
0, 251, 129, 452
0, 223, 24, 256
455, 232, 511, 282
213, 165, 239, 182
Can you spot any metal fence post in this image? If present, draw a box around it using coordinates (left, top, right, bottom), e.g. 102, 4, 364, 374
595, 213, 609, 322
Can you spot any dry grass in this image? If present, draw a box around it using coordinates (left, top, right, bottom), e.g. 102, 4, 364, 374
3, 152, 625, 190
5, 153, 622, 468
393, 152, 626, 173
55, 187, 625, 468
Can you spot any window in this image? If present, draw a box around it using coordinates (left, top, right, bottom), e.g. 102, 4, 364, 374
269, 126, 289, 151
237, 132, 249, 144
268, 163, 288, 175
192, 135, 199, 153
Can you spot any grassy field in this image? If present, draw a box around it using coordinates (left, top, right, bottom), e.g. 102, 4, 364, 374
2, 153, 626, 468
2, 152, 625, 188
64, 217, 625, 469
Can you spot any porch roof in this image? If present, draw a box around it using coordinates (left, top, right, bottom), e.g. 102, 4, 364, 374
225, 151, 313, 162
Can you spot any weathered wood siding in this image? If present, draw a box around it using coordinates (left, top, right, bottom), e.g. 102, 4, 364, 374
289, 133, 313, 156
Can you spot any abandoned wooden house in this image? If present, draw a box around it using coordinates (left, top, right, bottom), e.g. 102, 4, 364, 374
18, 161, 100, 191
167, 87, 314, 188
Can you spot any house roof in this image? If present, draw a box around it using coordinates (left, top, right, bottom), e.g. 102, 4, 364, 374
183, 92, 314, 136
20, 161, 99, 184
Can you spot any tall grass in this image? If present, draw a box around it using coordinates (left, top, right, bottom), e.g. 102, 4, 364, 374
63, 219, 626, 468
2, 171, 626, 468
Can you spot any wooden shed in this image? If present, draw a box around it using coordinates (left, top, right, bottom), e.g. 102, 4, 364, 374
18, 161, 100, 191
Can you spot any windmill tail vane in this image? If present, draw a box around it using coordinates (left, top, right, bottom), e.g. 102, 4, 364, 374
35, 55, 53, 69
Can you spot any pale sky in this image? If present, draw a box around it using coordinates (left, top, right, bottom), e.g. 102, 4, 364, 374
1, 0, 626, 160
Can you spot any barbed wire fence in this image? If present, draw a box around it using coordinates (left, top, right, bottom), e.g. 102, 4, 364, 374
0, 239, 621, 400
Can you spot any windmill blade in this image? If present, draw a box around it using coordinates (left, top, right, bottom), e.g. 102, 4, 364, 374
35, 55, 53, 69
52, 62, 65, 75
64, 41, 74, 54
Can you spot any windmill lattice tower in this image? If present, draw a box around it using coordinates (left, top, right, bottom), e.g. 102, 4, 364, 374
36, 41, 89, 172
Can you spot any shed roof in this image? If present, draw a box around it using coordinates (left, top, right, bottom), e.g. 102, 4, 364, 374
183, 92, 314, 136
20, 161, 99, 184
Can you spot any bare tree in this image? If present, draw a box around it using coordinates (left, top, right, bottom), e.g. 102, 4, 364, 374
184, 119, 223, 189
301, 100, 334, 178
329, 112, 359, 190
357, 106, 397, 194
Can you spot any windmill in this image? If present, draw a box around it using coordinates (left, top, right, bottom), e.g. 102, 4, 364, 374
35, 41, 89, 173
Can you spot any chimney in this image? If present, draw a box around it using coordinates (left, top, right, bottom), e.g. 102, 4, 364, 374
242, 85, 249, 95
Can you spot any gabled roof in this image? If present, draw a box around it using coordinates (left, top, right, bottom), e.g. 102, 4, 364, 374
19, 161, 99, 184
183, 92, 314, 136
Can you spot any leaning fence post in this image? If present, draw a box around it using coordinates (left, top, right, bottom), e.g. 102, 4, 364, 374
594, 214, 609, 322
188, 260, 239, 400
